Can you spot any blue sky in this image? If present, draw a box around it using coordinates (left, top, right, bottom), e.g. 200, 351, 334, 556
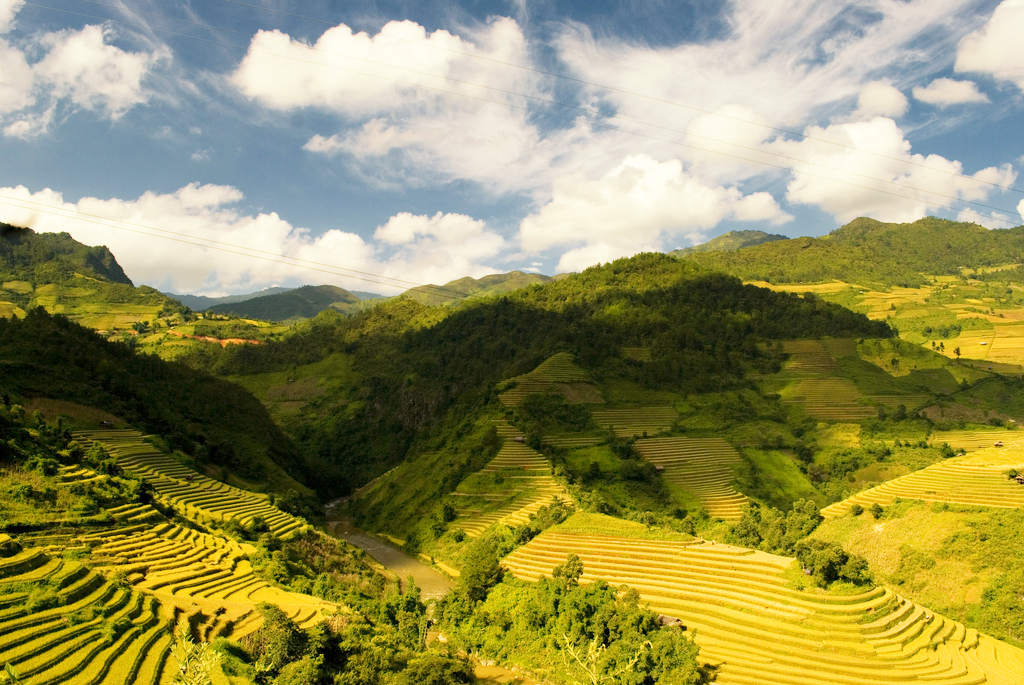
0, 0, 1022, 295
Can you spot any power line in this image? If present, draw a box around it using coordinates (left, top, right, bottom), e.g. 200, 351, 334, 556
31, 1, 1024, 226
0, 194, 475, 299
222, 0, 1024, 197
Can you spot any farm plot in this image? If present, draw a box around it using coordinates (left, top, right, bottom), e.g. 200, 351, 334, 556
777, 340, 844, 378
633, 437, 748, 520
498, 352, 603, 407
74, 429, 309, 540
0, 546, 174, 685
76, 522, 332, 641
502, 531, 1024, 685
451, 441, 570, 538
930, 429, 1023, 451
782, 378, 877, 421
822, 447, 1024, 518
591, 407, 678, 438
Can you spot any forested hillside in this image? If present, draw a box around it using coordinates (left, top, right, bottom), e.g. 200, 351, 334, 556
0, 308, 314, 502
180, 253, 891, 495
683, 217, 1024, 286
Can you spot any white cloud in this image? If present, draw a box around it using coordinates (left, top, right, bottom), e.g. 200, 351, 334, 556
33, 25, 166, 119
555, 243, 652, 274
1018, 198, 1024, 223
190, 148, 211, 162
0, 184, 505, 295
956, 0, 1024, 91
768, 117, 1017, 224
912, 78, 989, 106
0, 0, 24, 34
855, 82, 909, 118
519, 154, 791, 270
374, 211, 505, 261
0, 10, 167, 136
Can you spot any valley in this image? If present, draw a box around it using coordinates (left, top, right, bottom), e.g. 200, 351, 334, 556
3, 217, 1024, 683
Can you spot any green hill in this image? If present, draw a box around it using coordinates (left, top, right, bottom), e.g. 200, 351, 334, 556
402, 270, 552, 306
0, 224, 188, 331
205, 284, 362, 320
166, 286, 294, 311
670, 229, 788, 256
681, 217, 1024, 287
0, 307, 314, 502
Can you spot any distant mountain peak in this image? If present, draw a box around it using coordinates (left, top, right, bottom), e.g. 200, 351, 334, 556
670, 230, 789, 257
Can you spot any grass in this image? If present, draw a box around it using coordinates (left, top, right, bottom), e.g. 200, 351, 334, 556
550, 512, 696, 541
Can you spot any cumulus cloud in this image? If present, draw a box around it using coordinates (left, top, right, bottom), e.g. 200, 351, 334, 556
0, 184, 506, 295
0, 5, 166, 136
956, 0, 1024, 90
855, 82, 909, 118
1019, 198, 1024, 223
0, 0, 24, 34
768, 117, 1016, 224
518, 155, 791, 272
912, 78, 989, 107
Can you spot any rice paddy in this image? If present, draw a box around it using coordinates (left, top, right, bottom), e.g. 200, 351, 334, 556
822, 446, 1024, 518
451, 423, 570, 537
502, 529, 1024, 685
498, 352, 603, 407
590, 406, 678, 438
0, 545, 174, 685
633, 437, 748, 520
73, 429, 309, 540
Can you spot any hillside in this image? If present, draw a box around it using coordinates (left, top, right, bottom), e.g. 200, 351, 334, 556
166, 286, 294, 312
670, 229, 788, 256
402, 270, 553, 306
185, 253, 893, 497
0, 225, 188, 331
0, 308, 314, 502
205, 284, 362, 320
682, 217, 1024, 287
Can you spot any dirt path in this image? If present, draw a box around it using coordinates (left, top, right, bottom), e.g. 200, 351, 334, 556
326, 516, 454, 599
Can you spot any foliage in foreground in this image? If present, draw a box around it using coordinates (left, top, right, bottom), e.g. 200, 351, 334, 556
438, 534, 705, 684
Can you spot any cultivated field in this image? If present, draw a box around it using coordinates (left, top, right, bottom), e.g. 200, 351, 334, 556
498, 352, 603, 406
452, 422, 570, 537
74, 429, 309, 539
591, 406, 678, 438
822, 446, 1024, 518
633, 437, 748, 520
0, 543, 175, 685
503, 530, 1024, 685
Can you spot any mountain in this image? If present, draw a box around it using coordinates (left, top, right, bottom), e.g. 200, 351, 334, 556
402, 270, 552, 306
670, 229, 788, 256
167, 286, 295, 311
205, 284, 362, 320
0, 224, 187, 330
679, 217, 1024, 287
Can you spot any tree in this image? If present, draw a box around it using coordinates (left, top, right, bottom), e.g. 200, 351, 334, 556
562, 634, 651, 685
553, 553, 585, 590
172, 620, 220, 685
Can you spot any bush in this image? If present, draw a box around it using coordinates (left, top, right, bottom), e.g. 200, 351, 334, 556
850, 504, 864, 516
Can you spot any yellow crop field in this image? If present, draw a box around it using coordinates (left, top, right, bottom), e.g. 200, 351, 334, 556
634, 437, 748, 520
74, 429, 310, 540
452, 422, 570, 537
822, 446, 1024, 518
498, 352, 603, 407
502, 530, 1024, 685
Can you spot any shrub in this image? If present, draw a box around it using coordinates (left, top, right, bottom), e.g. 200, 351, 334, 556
850, 504, 864, 516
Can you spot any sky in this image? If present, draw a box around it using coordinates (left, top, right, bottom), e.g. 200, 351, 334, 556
0, 0, 1022, 296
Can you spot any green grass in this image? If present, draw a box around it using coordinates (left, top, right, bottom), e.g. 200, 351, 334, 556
736, 448, 822, 509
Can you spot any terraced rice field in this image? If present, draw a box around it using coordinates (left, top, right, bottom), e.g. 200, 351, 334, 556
503, 531, 1024, 685
452, 429, 570, 537
783, 378, 877, 421
930, 429, 1023, 451
591, 406, 678, 438
498, 352, 602, 407
77, 522, 331, 640
777, 340, 844, 378
74, 429, 309, 539
822, 447, 1024, 518
0, 545, 175, 685
633, 437, 748, 520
